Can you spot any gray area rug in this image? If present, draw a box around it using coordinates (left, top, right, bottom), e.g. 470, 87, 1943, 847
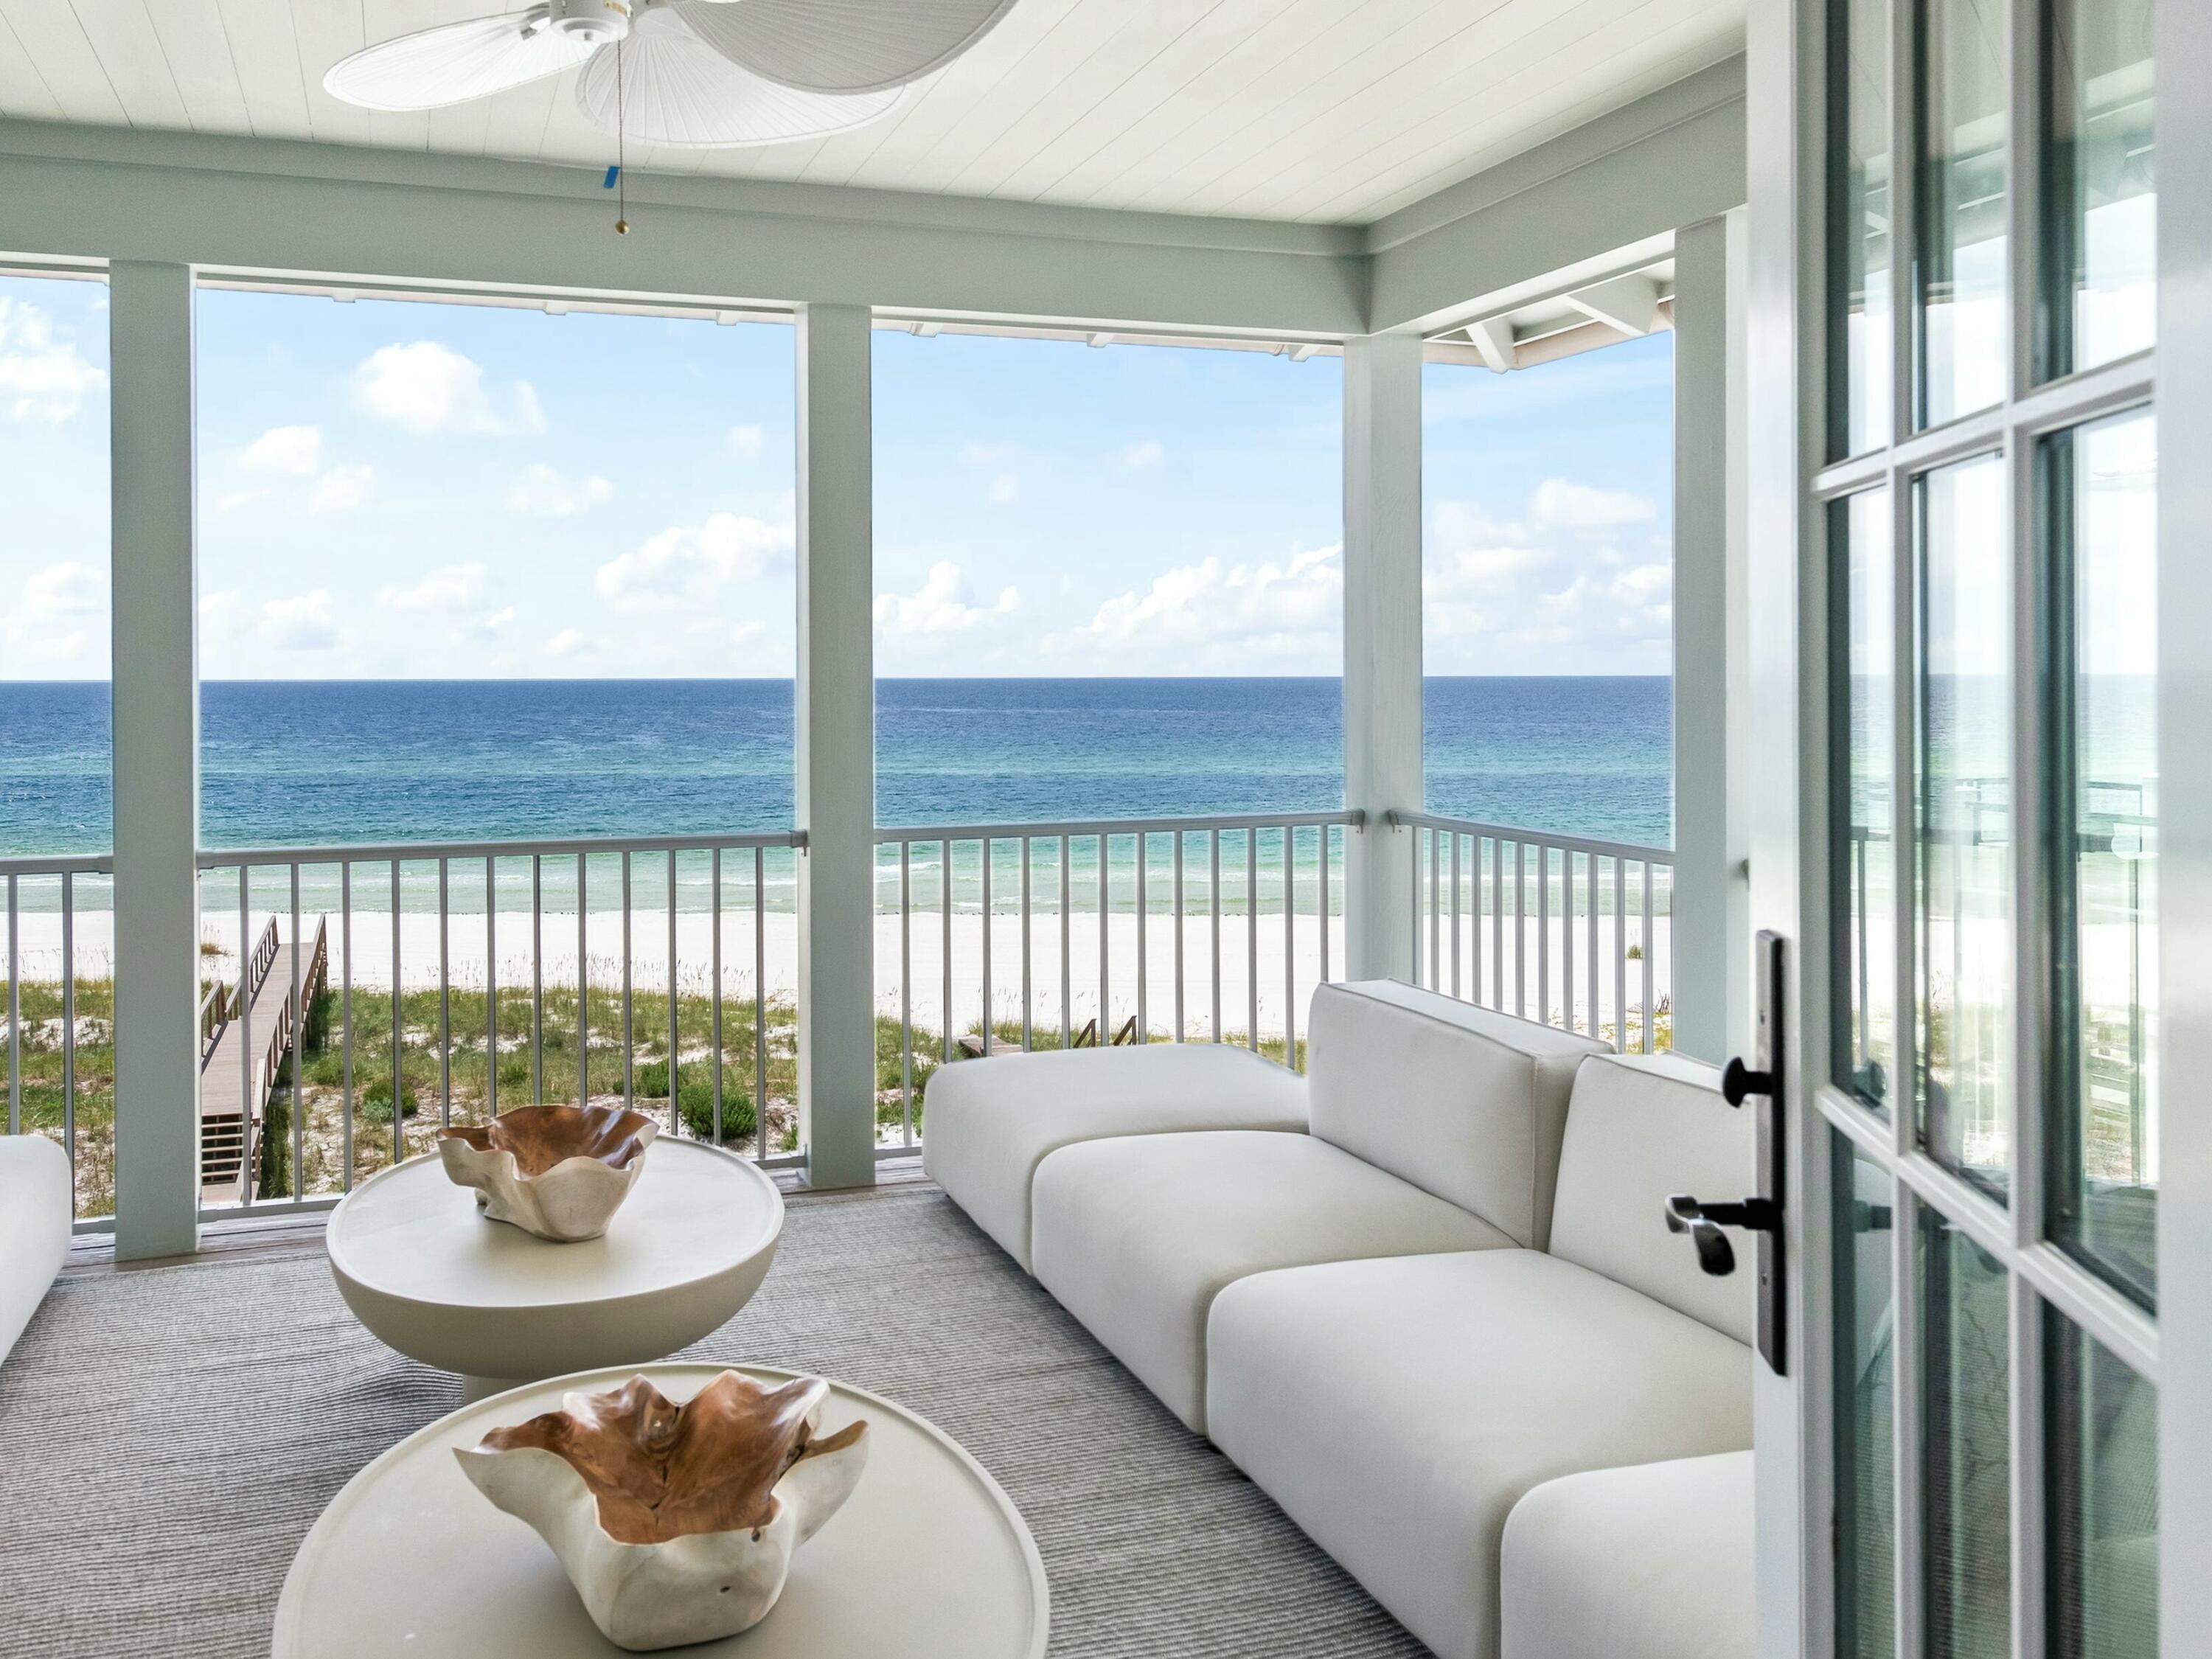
0, 1185, 1427, 1658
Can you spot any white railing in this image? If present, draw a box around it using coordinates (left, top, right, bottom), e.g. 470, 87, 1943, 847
872, 810, 1363, 1149
1, 855, 112, 1223
1394, 811, 1674, 1054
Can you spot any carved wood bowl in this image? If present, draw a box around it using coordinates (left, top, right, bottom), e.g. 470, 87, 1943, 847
455, 1371, 870, 1650
437, 1103, 658, 1242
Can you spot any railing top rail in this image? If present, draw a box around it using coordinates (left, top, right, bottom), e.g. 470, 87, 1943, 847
0, 852, 114, 877
874, 808, 1366, 843
1388, 810, 1672, 866
194, 829, 807, 868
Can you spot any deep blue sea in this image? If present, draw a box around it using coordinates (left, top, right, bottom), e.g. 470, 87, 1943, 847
0, 678, 1673, 859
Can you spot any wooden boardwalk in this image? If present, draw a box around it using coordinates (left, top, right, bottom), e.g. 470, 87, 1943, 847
199, 919, 327, 1204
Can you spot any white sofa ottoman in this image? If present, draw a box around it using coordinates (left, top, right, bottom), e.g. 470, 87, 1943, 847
1500, 1452, 1755, 1659
1203, 1051, 1756, 1659
1, 1133, 73, 1366
920, 1042, 1307, 1271
1032, 1130, 1515, 1431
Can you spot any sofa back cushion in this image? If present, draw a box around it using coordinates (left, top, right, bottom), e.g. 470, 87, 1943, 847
1306, 980, 1607, 1248
1548, 1051, 1756, 1346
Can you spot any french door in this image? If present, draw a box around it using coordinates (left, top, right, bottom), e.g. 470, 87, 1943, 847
1745, 0, 2205, 1654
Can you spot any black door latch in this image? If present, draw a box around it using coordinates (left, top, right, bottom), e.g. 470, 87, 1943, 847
1664, 1192, 1783, 1276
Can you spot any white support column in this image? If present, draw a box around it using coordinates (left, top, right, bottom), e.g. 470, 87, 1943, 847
107, 262, 201, 1261
1342, 332, 1425, 983
1670, 214, 1743, 1063
793, 302, 877, 1190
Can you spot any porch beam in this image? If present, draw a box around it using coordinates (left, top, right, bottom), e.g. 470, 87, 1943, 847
793, 302, 877, 1191
1342, 332, 1425, 982
107, 261, 202, 1260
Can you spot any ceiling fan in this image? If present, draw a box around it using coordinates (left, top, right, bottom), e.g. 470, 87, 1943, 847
324, 0, 1018, 149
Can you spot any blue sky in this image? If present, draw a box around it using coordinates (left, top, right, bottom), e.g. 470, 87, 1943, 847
0, 272, 1673, 681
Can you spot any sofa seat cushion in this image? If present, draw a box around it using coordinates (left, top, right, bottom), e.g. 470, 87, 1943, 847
1501, 1453, 1754, 1659
1031, 1130, 1515, 1433
921, 1043, 1307, 1272
1206, 1251, 1753, 1659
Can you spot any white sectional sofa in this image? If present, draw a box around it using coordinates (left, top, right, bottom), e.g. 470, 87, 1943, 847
922, 979, 1756, 1659
1, 1133, 73, 1367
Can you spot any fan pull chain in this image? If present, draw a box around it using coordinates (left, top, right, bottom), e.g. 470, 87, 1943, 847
613, 35, 629, 235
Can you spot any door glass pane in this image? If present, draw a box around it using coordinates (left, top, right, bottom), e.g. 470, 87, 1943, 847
2041, 0, 2156, 377
1834, 1133, 1896, 1659
1917, 454, 2011, 1193
1832, 492, 1896, 1112
1831, 0, 1896, 456
2046, 1311, 2158, 1658
1919, 1206, 2010, 1657
1918, 0, 2008, 425
2045, 409, 2157, 1306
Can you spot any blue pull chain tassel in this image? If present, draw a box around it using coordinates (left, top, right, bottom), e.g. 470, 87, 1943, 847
603, 165, 621, 189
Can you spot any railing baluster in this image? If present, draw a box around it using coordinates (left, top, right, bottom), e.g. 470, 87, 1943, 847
577, 854, 589, 1107
712, 848, 724, 1144
1097, 835, 1109, 1040
1317, 827, 1330, 988
1585, 855, 1599, 1043
667, 852, 680, 1135
1210, 830, 1223, 1041
1058, 834, 1071, 1048
1135, 832, 1148, 1044
753, 846, 767, 1141
900, 840, 912, 1143
1613, 857, 1628, 1054
237, 866, 251, 1203
6, 872, 17, 1136
621, 851, 633, 1107
1283, 827, 1296, 1062
341, 863, 354, 1189
1172, 830, 1185, 1042
291, 864, 303, 1201
1450, 830, 1462, 999
386, 860, 402, 1167
1561, 849, 1575, 1035
62, 873, 76, 1203
981, 838, 994, 1056
532, 855, 543, 1104
486, 857, 498, 1121
1245, 827, 1258, 1054
1020, 835, 1033, 1051
1641, 860, 1655, 1053
438, 858, 451, 1130
939, 840, 952, 1069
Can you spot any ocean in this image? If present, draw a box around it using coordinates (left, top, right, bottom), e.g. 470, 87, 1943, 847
0, 678, 1674, 860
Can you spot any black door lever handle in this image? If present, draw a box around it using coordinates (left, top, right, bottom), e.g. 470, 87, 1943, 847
1665, 1193, 1783, 1277
1720, 1056, 1775, 1107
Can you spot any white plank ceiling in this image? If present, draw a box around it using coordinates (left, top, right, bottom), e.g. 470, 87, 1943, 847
0, 0, 1745, 226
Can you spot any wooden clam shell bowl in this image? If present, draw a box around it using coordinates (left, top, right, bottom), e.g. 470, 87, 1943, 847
454, 1370, 870, 1650
437, 1103, 658, 1242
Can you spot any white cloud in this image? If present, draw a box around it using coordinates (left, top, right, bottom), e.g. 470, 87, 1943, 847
20, 560, 106, 621
239, 424, 323, 476
212, 487, 273, 515
1119, 440, 1164, 470
1527, 476, 1658, 530
874, 562, 1020, 637
353, 341, 546, 437
543, 627, 585, 659
1, 560, 107, 673
729, 424, 765, 462
595, 512, 791, 614
484, 606, 516, 630
960, 441, 1017, 467
988, 473, 1019, 505
1054, 544, 1341, 668
380, 563, 487, 613
0, 297, 105, 422
309, 465, 374, 515
508, 463, 613, 515
260, 591, 340, 651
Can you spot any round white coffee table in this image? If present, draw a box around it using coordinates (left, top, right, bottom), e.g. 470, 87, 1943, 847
274, 1362, 1048, 1658
328, 1138, 782, 1399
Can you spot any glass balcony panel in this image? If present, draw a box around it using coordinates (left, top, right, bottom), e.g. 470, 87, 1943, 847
2045, 408, 2157, 1306
1916, 454, 2011, 1194
1834, 1132, 1897, 1659
2046, 1310, 2158, 1658
2040, 0, 2155, 378
1917, 0, 2008, 426
1918, 1204, 2010, 1658
1830, 0, 1896, 457
1832, 490, 1897, 1113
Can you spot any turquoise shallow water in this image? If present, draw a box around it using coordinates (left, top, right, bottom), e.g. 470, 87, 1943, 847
0, 678, 1672, 914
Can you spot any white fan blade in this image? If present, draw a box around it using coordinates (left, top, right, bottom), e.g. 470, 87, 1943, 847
576, 23, 899, 148
672, 0, 1017, 95
324, 9, 599, 112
